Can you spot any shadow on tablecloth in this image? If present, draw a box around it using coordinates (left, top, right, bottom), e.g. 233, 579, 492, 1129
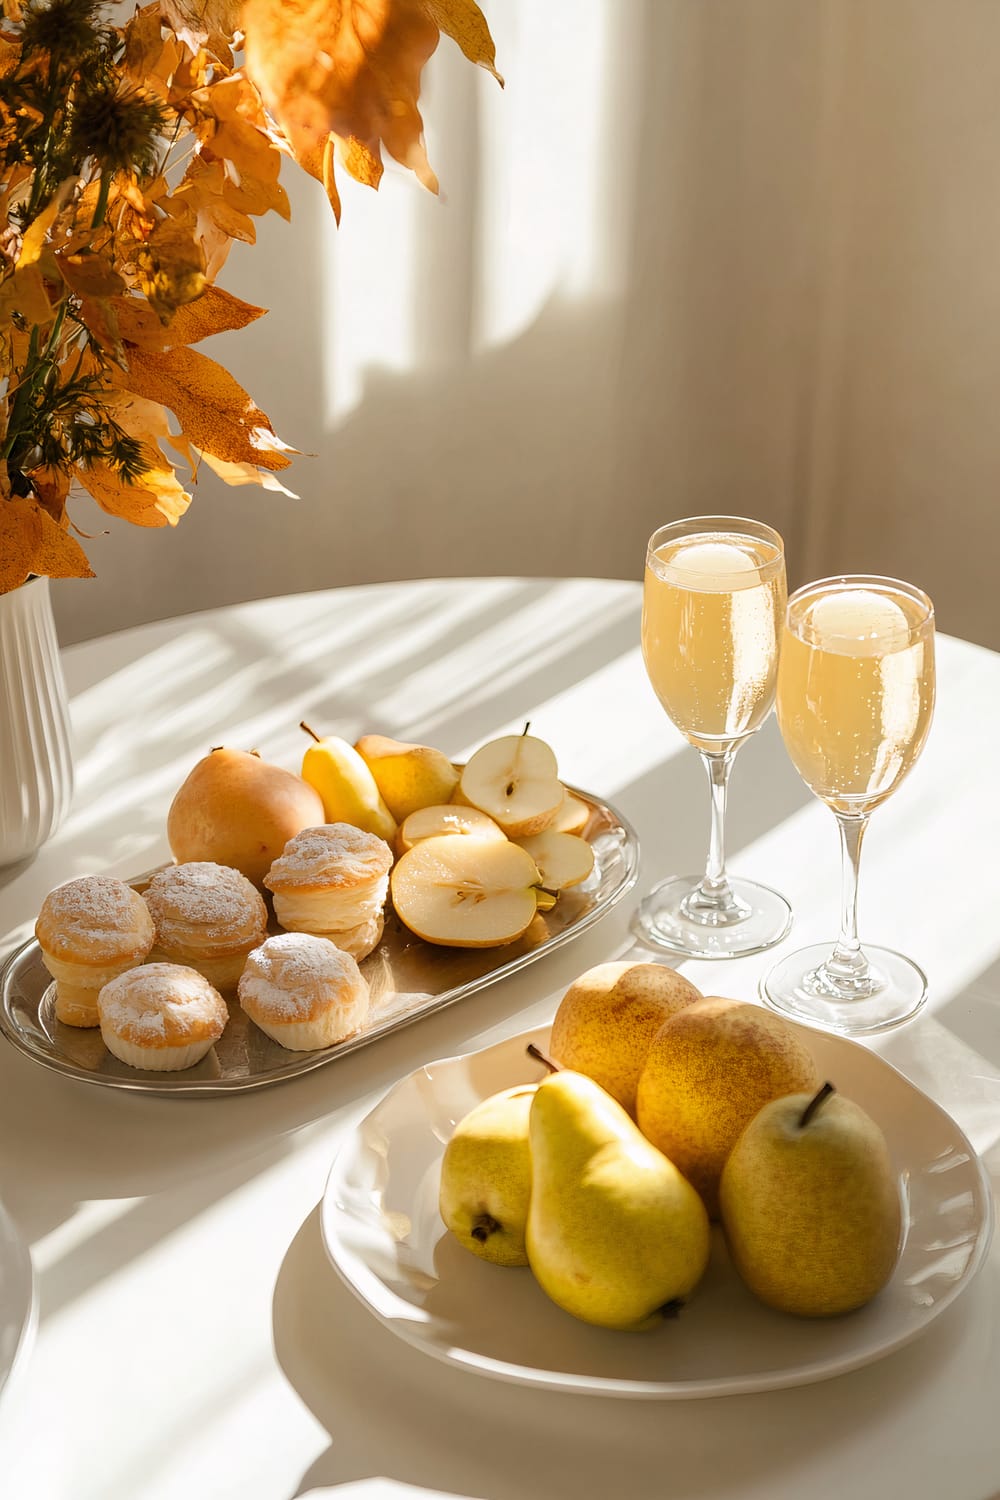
272, 1205, 987, 1500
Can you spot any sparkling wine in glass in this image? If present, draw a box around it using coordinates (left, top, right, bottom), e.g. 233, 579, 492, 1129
762, 575, 935, 1033
636, 516, 791, 959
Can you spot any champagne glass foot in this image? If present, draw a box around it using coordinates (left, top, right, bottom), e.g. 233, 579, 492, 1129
760, 942, 928, 1035
634, 875, 792, 960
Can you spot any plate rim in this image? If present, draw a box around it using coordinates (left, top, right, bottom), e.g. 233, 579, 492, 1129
0, 787, 639, 1098
320, 1021, 996, 1400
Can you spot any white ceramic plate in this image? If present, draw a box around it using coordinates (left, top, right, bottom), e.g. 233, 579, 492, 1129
0, 1197, 34, 1409
321, 1023, 994, 1399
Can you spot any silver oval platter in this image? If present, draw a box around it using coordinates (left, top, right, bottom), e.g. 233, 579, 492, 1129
0, 788, 638, 1097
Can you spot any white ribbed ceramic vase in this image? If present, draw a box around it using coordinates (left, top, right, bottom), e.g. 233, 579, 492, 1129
0, 576, 74, 866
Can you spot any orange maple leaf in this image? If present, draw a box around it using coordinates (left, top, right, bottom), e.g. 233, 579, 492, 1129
242, 0, 501, 216
0, 496, 93, 589
73, 460, 191, 528
123, 6, 173, 82
0, 496, 43, 590
112, 285, 267, 351
56, 252, 126, 300
158, 0, 242, 49
119, 344, 292, 470
27, 465, 70, 525
33, 503, 96, 577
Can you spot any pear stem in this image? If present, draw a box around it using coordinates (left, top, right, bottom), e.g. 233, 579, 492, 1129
799, 1081, 836, 1129
300, 721, 321, 743
506, 722, 533, 796
470, 1213, 501, 1243
526, 1042, 561, 1074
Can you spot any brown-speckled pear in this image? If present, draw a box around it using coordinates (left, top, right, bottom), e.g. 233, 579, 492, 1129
635, 998, 820, 1218
167, 748, 324, 887
719, 1084, 902, 1316
549, 962, 703, 1115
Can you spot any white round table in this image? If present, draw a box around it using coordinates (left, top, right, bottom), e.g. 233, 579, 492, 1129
0, 578, 997, 1500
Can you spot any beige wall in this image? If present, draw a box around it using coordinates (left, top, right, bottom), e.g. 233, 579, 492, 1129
52, 0, 1000, 650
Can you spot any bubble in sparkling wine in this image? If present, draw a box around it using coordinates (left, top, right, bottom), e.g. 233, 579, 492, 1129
668, 540, 761, 592
805, 589, 911, 654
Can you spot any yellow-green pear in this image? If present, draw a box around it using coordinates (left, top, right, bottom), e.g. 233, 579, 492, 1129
719, 1083, 902, 1316
299, 724, 397, 843
550, 961, 703, 1115
354, 733, 460, 822
439, 1085, 536, 1266
635, 998, 819, 1219
526, 1069, 710, 1330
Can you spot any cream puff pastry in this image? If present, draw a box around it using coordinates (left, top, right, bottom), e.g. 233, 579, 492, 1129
263, 824, 392, 960
144, 861, 268, 990
35, 875, 155, 1028
98, 963, 228, 1071
238, 932, 370, 1050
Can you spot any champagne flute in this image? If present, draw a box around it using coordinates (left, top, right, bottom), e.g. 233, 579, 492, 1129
636, 516, 791, 958
762, 575, 935, 1034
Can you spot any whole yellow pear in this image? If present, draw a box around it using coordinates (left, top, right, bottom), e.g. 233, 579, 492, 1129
635, 998, 820, 1218
438, 1084, 536, 1266
526, 1069, 711, 1330
719, 1083, 902, 1316
167, 747, 324, 886
299, 727, 397, 843
354, 733, 459, 822
549, 961, 703, 1115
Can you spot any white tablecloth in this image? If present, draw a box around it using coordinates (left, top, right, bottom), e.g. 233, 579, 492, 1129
1, 578, 997, 1500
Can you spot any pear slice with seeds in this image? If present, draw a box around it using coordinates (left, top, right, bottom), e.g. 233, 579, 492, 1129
459, 734, 564, 837
391, 835, 544, 947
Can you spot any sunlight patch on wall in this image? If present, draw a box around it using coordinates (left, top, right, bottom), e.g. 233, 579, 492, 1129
474, 0, 614, 354
321, 166, 418, 425
319, 1, 635, 425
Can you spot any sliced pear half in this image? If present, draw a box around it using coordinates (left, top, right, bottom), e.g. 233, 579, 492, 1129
391, 835, 544, 948
550, 790, 591, 836
516, 830, 595, 891
459, 734, 563, 838
396, 803, 508, 856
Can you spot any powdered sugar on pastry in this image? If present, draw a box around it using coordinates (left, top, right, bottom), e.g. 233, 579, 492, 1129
238, 932, 368, 1021
98, 963, 228, 1047
35, 876, 154, 962
145, 862, 268, 953
264, 825, 392, 892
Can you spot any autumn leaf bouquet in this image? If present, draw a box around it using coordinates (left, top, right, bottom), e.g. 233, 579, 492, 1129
0, 0, 500, 594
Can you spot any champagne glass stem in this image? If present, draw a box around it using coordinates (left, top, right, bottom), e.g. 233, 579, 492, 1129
679, 749, 750, 922
702, 749, 733, 895
817, 813, 875, 991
